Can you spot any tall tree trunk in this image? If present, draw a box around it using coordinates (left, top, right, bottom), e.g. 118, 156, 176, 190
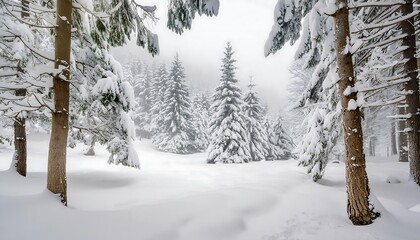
390, 120, 397, 155
369, 137, 376, 157
401, 1, 420, 184
14, 0, 29, 176
47, 0, 72, 206
398, 105, 409, 162
334, 0, 372, 225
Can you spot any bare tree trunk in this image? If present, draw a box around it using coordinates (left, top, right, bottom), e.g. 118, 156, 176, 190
398, 105, 409, 162
84, 137, 96, 156
401, 0, 420, 184
369, 137, 376, 157
390, 120, 397, 155
47, 0, 72, 206
334, 0, 373, 225
14, 0, 29, 176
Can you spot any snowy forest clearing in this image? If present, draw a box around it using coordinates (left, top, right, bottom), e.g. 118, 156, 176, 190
1, 133, 419, 240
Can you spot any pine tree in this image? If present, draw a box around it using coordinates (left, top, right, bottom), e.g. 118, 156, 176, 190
69, 44, 140, 168
267, 115, 294, 161
243, 80, 269, 161
297, 107, 340, 180
152, 54, 200, 153
191, 91, 211, 151
0, 0, 51, 176
265, 0, 376, 224
135, 67, 154, 139
207, 43, 250, 164
150, 64, 169, 136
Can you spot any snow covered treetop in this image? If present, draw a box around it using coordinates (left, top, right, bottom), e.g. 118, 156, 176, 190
167, 0, 220, 34
264, 0, 317, 57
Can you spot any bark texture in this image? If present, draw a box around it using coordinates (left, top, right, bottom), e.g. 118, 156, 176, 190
401, 1, 420, 185
334, 0, 372, 225
14, 91, 27, 176
14, 0, 29, 176
47, 0, 72, 206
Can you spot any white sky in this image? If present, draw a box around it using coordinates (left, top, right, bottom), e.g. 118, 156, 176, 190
112, 0, 298, 112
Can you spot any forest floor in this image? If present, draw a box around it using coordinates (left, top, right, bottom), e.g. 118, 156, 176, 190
0, 133, 419, 240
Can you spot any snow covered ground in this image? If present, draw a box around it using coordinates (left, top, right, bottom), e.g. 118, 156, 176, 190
1, 133, 419, 240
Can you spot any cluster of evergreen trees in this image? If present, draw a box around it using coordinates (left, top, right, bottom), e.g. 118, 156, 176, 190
0, 0, 220, 205
125, 44, 294, 161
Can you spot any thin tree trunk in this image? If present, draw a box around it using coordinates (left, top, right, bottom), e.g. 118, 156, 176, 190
390, 120, 397, 155
398, 105, 408, 162
84, 137, 96, 156
334, 0, 372, 225
47, 0, 72, 206
401, 1, 420, 184
369, 137, 376, 157
14, 0, 29, 176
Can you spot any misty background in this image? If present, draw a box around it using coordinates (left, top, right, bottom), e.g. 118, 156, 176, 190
111, 0, 297, 113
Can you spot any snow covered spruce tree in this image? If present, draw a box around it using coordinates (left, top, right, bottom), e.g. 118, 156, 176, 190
135, 66, 154, 139
243, 79, 269, 161
265, 0, 376, 224
152, 54, 203, 153
349, 1, 419, 171
69, 42, 140, 168
266, 115, 294, 161
150, 64, 169, 136
191, 91, 211, 150
207, 43, 250, 164
267, 1, 341, 181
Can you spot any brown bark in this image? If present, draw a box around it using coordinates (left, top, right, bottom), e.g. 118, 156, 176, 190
47, 0, 72, 206
401, 1, 420, 184
334, 0, 372, 225
398, 105, 408, 162
14, 0, 29, 176
14, 90, 27, 176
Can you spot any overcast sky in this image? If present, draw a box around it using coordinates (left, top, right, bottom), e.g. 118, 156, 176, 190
112, 0, 297, 113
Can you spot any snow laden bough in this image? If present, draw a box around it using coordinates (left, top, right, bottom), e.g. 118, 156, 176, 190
167, 0, 220, 34
70, 46, 140, 169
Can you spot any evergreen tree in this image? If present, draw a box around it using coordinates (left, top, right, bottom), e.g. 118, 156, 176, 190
207, 43, 250, 164
265, 0, 377, 224
191, 91, 211, 150
135, 66, 154, 139
267, 115, 294, 161
297, 107, 340, 180
152, 54, 201, 153
243, 80, 269, 161
150, 64, 169, 136
69, 44, 140, 168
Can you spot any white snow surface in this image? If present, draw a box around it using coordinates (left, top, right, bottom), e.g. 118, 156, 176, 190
1, 133, 420, 240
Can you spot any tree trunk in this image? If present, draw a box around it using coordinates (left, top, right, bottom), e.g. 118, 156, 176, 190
390, 120, 397, 155
334, 0, 372, 225
84, 137, 96, 156
14, 0, 29, 176
47, 0, 72, 206
398, 105, 408, 162
369, 137, 376, 157
401, 1, 420, 184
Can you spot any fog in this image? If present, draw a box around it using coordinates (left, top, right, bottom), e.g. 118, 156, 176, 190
112, 0, 297, 113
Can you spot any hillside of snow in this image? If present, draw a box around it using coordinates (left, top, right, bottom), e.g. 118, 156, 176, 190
0, 133, 419, 240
